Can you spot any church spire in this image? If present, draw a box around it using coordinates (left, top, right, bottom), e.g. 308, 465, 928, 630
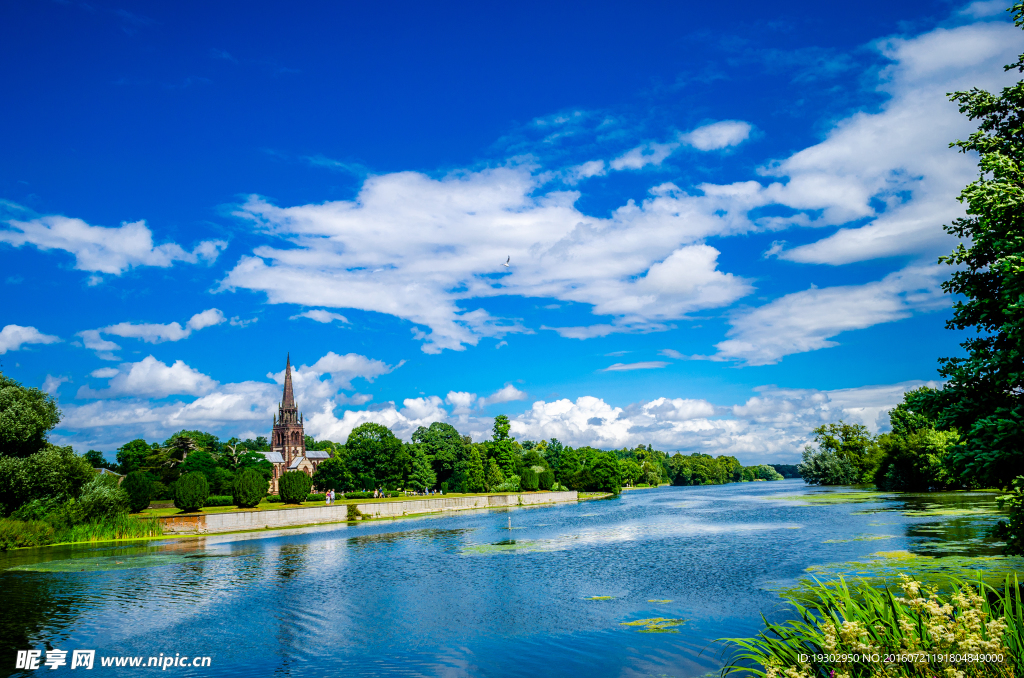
282, 353, 296, 411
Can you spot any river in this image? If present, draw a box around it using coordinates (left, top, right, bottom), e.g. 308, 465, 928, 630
2, 479, 1018, 677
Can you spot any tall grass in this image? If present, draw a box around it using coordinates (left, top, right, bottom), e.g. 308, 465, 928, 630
722, 574, 1023, 678
0, 515, 163, 550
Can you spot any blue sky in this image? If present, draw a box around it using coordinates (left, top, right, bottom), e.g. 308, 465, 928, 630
1, 0, 1019, 463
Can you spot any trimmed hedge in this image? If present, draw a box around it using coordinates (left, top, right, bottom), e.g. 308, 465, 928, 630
122, 471, 154, 513
520, 468, 539, 491
266, 494, 283, 503
204, 495, 234, 507
279, 471, 313, 504
174, 472, 210, 512
538, 469, 554, 491
232, 468, 268, 508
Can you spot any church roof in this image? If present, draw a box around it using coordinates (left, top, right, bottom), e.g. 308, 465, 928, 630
306, 450, 330, 459
282, 353, 296, 410
287, 456, 307, 469
261, 450, 285, 464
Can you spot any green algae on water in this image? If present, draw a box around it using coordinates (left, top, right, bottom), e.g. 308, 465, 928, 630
770, 491, 891, 505
585, 595, 614, 600
819, 536, 892, 548
803, 550, 1024, 587
10, 554, 193, 573
461, 539, 554, 555
620, 617, 687, 633
647, 599, 672, 603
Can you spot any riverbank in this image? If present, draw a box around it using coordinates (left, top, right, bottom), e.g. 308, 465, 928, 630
156, 490, 580, 534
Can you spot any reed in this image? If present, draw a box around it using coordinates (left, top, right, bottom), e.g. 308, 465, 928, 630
55, 514, 163, 543
722, 574, 1024, 678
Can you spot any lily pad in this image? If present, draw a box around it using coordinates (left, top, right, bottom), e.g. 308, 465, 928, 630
585, 595, 614, 600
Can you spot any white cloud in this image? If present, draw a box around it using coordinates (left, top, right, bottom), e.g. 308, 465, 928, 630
76, 329, 121, 361
445, 391, 477, 416
42, 375, 70, 395
220, 165, 760, 353
758, 22, 1020, 264
712, 265, 946, 365
0, 325, 60, 354
77, 356, 219, 399
659, 349, 685, 359
0, 213, 227, 275
291, 309, 349, 324
603, 361, 669, 371
958, 0, 1007, 18
100, 308, 226, 344
610, 141, 678, 170
681, 120, 753, 151
481, 384, 528, 406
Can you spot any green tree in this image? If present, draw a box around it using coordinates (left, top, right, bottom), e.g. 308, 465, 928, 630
0, 445, 93, 515
0, 373, 61, 458
620, 459, 641, 486
116, 439, 153, 474
311, 456, 352, 492
346, 423, 407, 489
922, 16, 1024, 488
83, 450, 110, 469
798, 447, 859, 486
454, 445, 486, 493
173, 472, 209, 512
121, 471, 154, 513
412, 422, 463, 487
407, 445, 437, 491
278, 471, 312, 504
232, 468, 268, 508
803, 422, 882, 484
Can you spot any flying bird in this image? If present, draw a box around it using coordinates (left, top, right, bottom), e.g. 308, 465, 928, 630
503, 255, 510, 268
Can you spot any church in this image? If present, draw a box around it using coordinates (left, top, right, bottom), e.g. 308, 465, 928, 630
259, 355, 330, 494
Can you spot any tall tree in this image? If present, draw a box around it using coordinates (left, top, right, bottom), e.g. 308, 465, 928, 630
412, 422, 463, 486
347, 423, 407, 489
116, 439, 154, 474
0, 373, 61, 458
925, 8, 1024, 487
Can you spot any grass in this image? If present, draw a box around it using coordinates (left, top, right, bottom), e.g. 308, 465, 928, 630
0, 514, 163, 550
721, 573, 1024, 678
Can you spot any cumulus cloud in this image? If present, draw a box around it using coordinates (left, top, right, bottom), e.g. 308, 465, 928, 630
480, 384, 528, 406
42, 375, 70, 395
291, 309, 349, 324
0, 213, 227, 276
77, 356, 219, 399
681, 120, 753, 151
76, 329, 121, 361
0, 324, 60, 354
100, 308, 226, 344
712, 265, 946, 365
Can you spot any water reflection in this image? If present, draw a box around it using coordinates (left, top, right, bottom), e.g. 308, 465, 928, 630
0, 481, 1017, 678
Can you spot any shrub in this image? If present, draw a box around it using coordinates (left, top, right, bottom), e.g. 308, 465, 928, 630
173, 472, 209, 512
306, 493, 326, 502
203, 495, 234, 507
79, 475, 130, 521
347, 504, 363, 520
0, 518, 55, 550
520, 468, 539, 491
343, 490, 400, 499
279, 471, 312, 504
0, 445, 93, 516
266, 494, 283, 503
492, 475, 520, 492
122, 471, 154, 513
538, 469, 554, 491
232, 468, 268, 509
551, 481, 568, 491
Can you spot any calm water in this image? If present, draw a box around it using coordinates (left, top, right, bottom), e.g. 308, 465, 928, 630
1, 480, 1017, 677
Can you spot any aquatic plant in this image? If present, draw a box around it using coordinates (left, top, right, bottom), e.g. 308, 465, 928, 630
621, 617, 687, 633
585, 595, 614, 600
722, 574, 1023, 678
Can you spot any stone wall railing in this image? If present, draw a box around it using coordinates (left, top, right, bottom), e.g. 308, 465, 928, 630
156, 491, 579, 534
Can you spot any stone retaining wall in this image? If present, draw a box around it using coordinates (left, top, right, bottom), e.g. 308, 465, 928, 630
156, 491, 578, 534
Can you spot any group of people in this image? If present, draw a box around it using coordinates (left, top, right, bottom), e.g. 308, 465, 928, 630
324, 489, 337, 505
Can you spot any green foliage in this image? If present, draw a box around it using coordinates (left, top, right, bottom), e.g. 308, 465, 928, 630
412, 422, 463, 487
83, 450, 109, 469
750, 464, 785, 481
173, 472, 210, 512
453, 445, 486, 493
722, 574, 1024, 678
278, 471, 312, 504
407, 444, 437, 490
0, 445, 94, 515
311, 456, 352, 492
485, 458, 505, 490
520, 467, 539, 491
0, 518, 55, 550
875, 428, 959, 491
770, 464, 801, 479
797, 422, 881, 486
116, 439, 154, 474
230, 473, 266, 510
78, 474, 130, 521
492, 475, 520, 492
121, 471, 154, 513
203, 495, 234, 507
492, 414, 511, 441
538, 469, 554, 491
0, 373, 62, 458
346, 423, 407, 489
993, 476, 1024, 555
344, 490, 401, 499
620, 459, 641, 486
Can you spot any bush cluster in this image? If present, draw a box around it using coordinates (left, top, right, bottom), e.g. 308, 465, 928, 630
343, 490, 400, 499
278, 471, 313, 504
203, 495, 234, 507
173, 472, 210, 512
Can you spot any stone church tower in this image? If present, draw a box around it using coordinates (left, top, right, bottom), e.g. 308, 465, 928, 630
261, 355, 329, 494
272, 353, 305, 465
